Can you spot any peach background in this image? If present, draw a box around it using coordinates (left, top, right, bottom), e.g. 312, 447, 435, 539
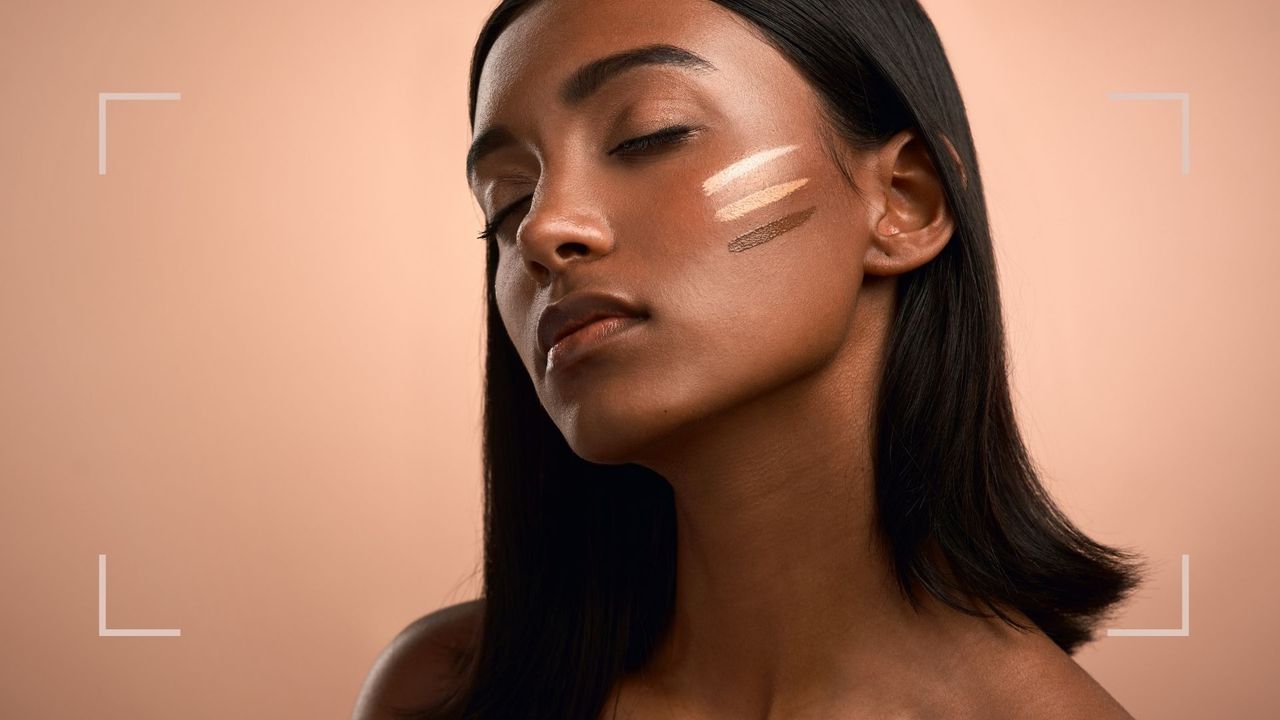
1, 0, 1276, 717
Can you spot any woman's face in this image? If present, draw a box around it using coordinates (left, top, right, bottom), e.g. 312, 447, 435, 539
469, 0, 882, 465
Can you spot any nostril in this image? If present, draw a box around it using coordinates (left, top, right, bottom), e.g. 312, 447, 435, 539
555, 242, 592, 259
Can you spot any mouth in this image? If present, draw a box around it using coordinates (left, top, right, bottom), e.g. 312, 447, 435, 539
549, 311, 638, 349
546, 314, 647, 372
536, 290, 648, 357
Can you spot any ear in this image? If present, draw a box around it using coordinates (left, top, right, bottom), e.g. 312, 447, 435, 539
861, 128, 957, 278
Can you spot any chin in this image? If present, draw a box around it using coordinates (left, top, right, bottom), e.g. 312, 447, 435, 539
559, 415, 654, 466
540, 359, 713, 467
551, 395, 683, 467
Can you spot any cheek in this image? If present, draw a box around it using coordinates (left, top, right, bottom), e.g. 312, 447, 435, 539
493, 251, 536, 367
645, 188, 865, 403
698, 242, 858, 354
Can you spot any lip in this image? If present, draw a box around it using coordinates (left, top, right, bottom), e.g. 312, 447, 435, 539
546, 315, 646, 372
537, 290, 648, 360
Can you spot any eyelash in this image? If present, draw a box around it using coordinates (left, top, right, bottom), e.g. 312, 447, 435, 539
476, 124, 700, 243
609, 124, 699, 156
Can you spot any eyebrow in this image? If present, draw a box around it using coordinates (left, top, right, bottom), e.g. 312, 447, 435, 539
466, 44, 717, 179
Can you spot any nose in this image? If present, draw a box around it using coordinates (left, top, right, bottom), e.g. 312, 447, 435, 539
515, 180, 615, 283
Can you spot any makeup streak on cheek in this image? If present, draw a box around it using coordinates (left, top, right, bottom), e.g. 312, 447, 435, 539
728, 206, 817, 253
714, 179, 810, 222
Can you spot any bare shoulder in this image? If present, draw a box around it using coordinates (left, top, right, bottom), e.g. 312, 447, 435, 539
985, 636, 1135, 720
352, 598, 485, 720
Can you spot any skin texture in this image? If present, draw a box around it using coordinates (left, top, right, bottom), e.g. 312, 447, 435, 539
462, 1, 1136, 718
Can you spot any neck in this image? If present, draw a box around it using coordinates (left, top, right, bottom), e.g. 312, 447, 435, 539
628, 279, 1023, 717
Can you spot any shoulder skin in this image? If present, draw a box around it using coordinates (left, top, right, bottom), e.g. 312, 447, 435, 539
351, 599, 484, 720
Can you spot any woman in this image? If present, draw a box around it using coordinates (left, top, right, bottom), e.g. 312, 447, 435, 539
354, 0, 1147, 718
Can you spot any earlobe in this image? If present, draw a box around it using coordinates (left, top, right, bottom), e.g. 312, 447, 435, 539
864, 209, 955, 278
862, 238, 909, 278
862, 220, 913, 277
863, 190, 958, 276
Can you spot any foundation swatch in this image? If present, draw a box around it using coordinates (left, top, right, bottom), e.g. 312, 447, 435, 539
702, 145, 799, 195
728, 206, 816, 253
714, 179, 810, 222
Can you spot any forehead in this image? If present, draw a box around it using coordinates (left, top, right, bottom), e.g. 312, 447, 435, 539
473, 0, 801, 130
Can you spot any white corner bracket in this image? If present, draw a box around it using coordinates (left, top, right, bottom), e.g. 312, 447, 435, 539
1106, 553, 1190, 637
98, 554, 182, 637
98, 92, 181, 175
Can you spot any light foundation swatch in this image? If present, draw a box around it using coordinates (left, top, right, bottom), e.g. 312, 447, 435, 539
702, 145, 799, 195
714, 178, 810, 222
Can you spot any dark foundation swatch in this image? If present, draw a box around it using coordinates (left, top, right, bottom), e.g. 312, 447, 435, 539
727, 206, 817, 253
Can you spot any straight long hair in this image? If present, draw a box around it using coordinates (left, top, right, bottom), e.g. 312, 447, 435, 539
408, 1, 1147, 717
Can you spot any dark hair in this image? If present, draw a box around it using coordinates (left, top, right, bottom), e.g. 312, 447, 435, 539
409, 1, 1147, 717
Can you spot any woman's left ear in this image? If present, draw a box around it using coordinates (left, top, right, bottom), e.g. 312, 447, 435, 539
861, 128, 957, 278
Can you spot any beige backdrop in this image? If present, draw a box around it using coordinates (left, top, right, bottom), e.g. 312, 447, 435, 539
1, 0, 1277, 717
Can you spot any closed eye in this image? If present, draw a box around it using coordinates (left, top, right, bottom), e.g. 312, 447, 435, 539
476, 125, 702, 243
609, 124, 700, 156
477, 195, 531, 243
